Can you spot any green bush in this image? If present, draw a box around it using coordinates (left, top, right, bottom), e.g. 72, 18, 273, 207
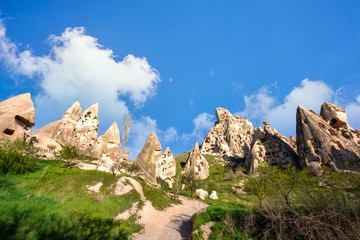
0, 139, 38, 174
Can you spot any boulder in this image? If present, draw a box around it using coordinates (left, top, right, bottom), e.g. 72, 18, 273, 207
296, 104, 360, 175
0, 93, 35, 140
209, 190, 218, 200
195, 188, 208, 200
135, 132, 176, 185
184, 142, 209, 180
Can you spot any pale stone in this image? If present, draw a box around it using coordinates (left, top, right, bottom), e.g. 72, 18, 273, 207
135, 132, 176, 185
296, 104, 360, 175
195, 189, 208, 200
184, 142, 209, 180
32, 101, 121, 166
320, 102, 350, 129
201, 107, 254, 159
209, 190, 218, 200
0, 93, 35, 140
201, 107, 300, 175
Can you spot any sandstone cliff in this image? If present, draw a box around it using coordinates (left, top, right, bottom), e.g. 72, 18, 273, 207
296, 104, 360, 175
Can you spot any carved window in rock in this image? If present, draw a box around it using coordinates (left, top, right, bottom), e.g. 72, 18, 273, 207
3, 128, 15, 135
14, 115, 31, 130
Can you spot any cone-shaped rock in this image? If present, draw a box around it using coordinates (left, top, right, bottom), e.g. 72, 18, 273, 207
185, 142, 209, 180
101, 122, 120, 145
63, 101, 82, 120
296, 105, 360, 175
0, 93, 35, 140
135, 132, 163, 185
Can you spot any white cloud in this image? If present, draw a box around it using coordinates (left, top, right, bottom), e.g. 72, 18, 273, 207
345, 95, 360, 129
128, 116, 178, 159
182, 113, 214, 143
238, 79, 335, 136
237, 87, 276, 120
0, 23, 160, 131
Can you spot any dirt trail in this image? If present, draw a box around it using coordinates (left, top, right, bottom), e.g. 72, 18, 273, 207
125, 177, 208, 240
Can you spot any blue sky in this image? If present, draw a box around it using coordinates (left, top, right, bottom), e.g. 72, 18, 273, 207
1, 1, 360, 158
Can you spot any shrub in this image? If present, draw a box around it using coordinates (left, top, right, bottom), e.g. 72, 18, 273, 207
0, 139, 37, 174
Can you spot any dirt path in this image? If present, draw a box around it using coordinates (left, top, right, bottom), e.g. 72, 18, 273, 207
124, 177, 208, 240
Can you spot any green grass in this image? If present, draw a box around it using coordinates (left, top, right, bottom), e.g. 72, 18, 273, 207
191, 204, 253, 240
136, 176, 179, 210
0, 160, 142, 239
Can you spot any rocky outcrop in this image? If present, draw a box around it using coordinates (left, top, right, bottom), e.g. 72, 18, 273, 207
32, 102, 120, 163
245, 123, 300, 175
296, 104, 360, 175
201, 108, 254, 160
135, 132, 176, 186
184, 142, 209, 180
201, 107, 300, 174
0, 93, 35, 140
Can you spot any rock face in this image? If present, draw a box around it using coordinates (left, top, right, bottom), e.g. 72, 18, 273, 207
32, 102, 120, 162
245, 124, 300, 175
201, 108, 254, 159
201, 107, 300, 174
296, 104, 360, 175
135, 132, 176, 186
0, 93, 35, 140
184, 142, 209, 180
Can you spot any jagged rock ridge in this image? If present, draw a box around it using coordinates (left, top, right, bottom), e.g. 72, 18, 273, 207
201, 107, 300, 174
32, 101, 121, 163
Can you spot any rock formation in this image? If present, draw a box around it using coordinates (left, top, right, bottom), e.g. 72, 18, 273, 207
0, 93, 35, 140
201, 107, 300, 174
296, 104, 360, 175
135, 132, 176, 186
245, 123, 300, 175
184, 142, 209, 180
201, 108, 254, 160
32, 102, 121, 163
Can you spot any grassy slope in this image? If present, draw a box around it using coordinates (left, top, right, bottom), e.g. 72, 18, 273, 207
0, 160, 141, 239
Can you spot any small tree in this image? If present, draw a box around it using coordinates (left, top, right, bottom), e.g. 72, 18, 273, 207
244, 174, 269, 208
116, 114, 132, 172
182, 169, 199, 198
59, 145, 78, 165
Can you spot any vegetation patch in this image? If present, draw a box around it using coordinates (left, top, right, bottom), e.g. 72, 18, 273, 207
0, 159, 142, 239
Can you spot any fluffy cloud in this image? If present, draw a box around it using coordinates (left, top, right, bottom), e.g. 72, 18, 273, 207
182, 113, 214, 143
128, 116, 178, 159
345, 95, 360, 129
238, 79, 360, 136
238, 87, 275, 120
0, 23, 160, 130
